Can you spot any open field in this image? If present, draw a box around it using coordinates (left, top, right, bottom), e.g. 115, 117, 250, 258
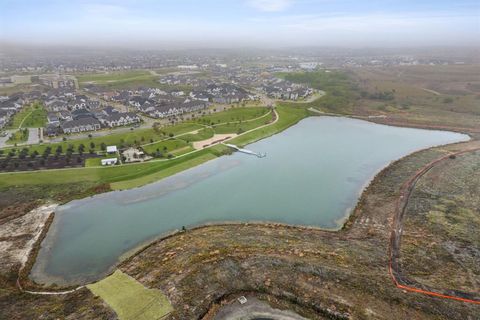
76, 70, 159, 89
76, 70, 192, 91
5, 102, 46, 129
400, 150, 480, 293
140, 138, 189, 156
194, 107, 269, 126
20, 105, 47, 128
350, 65, 480, 132
87, 270, 173, 320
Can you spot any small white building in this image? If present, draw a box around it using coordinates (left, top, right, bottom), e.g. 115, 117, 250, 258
101, 158, 118, 166
106, 145, 118, 154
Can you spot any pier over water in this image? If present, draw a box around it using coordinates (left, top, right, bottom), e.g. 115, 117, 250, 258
223, 143, 266, 158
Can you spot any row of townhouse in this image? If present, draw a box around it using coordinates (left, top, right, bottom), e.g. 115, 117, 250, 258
47, 106, 141, 135
0, 95, 24, 129
135, 100, 208, 119
262, 82, 314, 101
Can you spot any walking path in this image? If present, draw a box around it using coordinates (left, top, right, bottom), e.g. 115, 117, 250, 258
389, 147, 480, 305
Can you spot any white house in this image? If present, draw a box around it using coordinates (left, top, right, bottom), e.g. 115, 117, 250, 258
101, 158, 118, 166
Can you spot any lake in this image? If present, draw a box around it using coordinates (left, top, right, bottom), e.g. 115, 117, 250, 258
31, 117, 469, 285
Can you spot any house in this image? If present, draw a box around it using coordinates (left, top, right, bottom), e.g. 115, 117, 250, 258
106, 146, 118, 153
58, 110, 73, 121
47, 112, 60, 125
0, 109, 11, 128
102, 106, 119, 116
72, 109, 94, 120
45, 123, 60, 136
148, 105, 183, 118
61, 117, 101, 134
101, 158, 118, 166
101, 112, 141, 128
45, 99, 69, 112
189, 91, 211, 102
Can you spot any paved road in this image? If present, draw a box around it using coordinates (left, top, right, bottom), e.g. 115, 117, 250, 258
27, 128, 40, 145
213, 297, 308, 320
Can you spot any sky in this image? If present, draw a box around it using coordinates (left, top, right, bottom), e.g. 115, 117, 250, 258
0, 0, 479, 48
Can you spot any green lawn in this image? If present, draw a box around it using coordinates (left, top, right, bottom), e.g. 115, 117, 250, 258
0, 105, 308, 191
6, 128, 29, 144
77, 70, 153, 84
0, 148, 218, 188
87, 270, 173, 320
76, 70, 193, 91
213, 113, 273, 134
0, 123, 202, 157
111, 152, 216, 190
22, 105, 47, 128
195, 107, 269, 126
85, 158, 102, 167
228, 105, 308, 147
179, 127, 215, 142
141, 138, 189, 156
6, 102, 46, 129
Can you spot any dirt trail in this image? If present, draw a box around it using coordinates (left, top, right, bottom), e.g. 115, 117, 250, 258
389, 147, 480, 304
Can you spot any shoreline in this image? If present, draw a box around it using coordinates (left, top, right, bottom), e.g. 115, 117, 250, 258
22, 118, 474, 289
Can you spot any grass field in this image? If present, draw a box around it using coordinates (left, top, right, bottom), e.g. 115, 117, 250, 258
6, 129, 29, 144
76, 70, 192, 91
351, 65, 480, 130
77, 70, 158, 89
21, 105, 47, 128
87, 270, 173, 320
6, 103, 46, 129
195, 107, 269, 125
401, 150, 480, 292
141, 138, 189, 155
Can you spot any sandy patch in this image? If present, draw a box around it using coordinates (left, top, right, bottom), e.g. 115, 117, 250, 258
193, 134, 237, 150
0, 204, 58, 270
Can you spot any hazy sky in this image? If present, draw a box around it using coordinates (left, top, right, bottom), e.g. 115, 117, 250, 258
0, 0, 479, 48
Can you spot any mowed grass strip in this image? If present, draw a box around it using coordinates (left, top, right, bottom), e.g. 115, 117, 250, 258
87, 270, 173, 320
111, 152, 216, 190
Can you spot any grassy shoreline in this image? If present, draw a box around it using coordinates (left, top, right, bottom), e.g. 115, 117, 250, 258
0, 105, 307, 192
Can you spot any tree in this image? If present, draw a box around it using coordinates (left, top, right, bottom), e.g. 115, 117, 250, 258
100, 142, 107, 151
56, 146, 63, 154
90, 142, 95, 149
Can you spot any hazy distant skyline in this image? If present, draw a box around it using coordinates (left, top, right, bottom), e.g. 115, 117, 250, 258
1, 0, 479, 49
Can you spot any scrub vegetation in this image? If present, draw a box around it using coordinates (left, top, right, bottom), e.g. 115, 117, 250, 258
401, 150, 480, 292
